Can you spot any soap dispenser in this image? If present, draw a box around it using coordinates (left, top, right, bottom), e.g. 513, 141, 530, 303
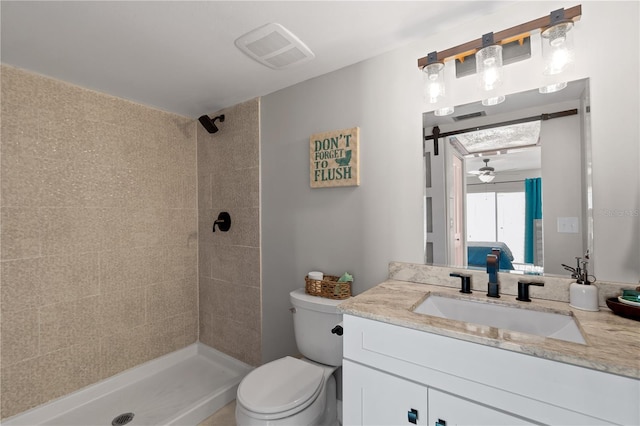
569, 260, 599, 311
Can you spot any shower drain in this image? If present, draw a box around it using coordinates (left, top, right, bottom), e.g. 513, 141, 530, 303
112, 412, 135, 426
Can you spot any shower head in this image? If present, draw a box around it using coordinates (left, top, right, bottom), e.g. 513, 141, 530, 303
198, 114, 225, 134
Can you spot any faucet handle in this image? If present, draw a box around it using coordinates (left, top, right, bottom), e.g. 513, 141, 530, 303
450, 273, 472, 294
516, 281, 544, 302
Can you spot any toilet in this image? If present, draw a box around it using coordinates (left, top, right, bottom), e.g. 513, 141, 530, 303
235, 288, 344, 425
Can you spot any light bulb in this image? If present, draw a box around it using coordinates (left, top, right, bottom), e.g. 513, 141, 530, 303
423, 62, 445, 104
483, 57, 496, 67
550, 35, 566, 47
476, 44, 503, 92
542, 22, 575, 76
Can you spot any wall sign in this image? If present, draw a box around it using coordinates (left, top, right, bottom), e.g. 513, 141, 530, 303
310, 127, 360, 188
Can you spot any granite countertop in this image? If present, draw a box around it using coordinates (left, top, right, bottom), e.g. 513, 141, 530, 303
339, 280, 640, 379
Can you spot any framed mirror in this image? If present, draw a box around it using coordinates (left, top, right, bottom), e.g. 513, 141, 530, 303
423, 78, 592, 276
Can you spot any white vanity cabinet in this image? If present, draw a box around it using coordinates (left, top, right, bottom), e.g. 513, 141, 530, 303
343, 314, 640, 426
345, 359, 531, 426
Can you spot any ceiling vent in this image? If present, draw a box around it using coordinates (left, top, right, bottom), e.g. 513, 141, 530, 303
235, 23, 315, 70
452, 111, 487, 122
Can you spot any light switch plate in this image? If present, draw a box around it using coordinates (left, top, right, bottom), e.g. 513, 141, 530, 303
557, 217, 579, 233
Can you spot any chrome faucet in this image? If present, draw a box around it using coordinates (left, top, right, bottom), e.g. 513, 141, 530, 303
486, 250, 500, 298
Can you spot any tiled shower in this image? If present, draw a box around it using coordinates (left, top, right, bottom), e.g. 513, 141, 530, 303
0, 65, 261, 419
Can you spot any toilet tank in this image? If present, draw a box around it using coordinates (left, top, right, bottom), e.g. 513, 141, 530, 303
290, 288, 345, 366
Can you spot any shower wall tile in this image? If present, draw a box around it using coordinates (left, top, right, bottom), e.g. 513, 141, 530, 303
98, 288, 147, 336
1, 308, 39, 365
198, 174, 213, 211
184, 174, 198, 209
210, 243, 236, 282
210, 166, 259, 209
164, 245, 198, 282
231, 246, 261, 289
185, 309, 199, 344
0, 207, 42, 260
197, 98, 261, 367
209, 316, 261, 367
1, 258, 40, 312
146, 277, 197, 323
1, 357, 44, 419
99, 325, 151, 379
228, 207, 260, 247
0, 154, 43, 207
0, 65, 198, 419
40, 208, 103, 255
198, 242, 214, 279
123, 208, 167, 248
99, 247, 164, 293
38, 296, 101, 354
38, 253, 100, 303
198, 309, 214, 348
0, 119, 40, 157
148, 314, 188, 359
38, 340, 104, 403
0, 254, 100, 314
210, 281, 260, 332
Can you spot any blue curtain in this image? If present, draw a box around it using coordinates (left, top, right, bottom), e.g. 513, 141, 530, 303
524, 178, 542, 264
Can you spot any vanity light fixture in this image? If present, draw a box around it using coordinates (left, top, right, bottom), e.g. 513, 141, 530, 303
541, 8, 575, 76
476, 33, 504, 105
423, 52, 446, 103
417, 5, 581, 104
423, 51, 455, 116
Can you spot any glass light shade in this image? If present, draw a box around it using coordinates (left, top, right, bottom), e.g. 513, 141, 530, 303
482, 95, 505, 106
476, 44, 503, 91
478, 173, 495, 183
539, 81, 567, 94
434, 106, 454, 116
423, 62, 445, 104
541, 22, 575, 75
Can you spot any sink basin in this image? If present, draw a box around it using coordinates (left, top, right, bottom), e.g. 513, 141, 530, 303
413, 295, 586, 344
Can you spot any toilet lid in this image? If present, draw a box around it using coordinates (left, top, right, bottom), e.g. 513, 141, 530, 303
237, 356, 324, 415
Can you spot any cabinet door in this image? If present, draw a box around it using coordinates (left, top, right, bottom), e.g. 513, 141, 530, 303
344, 360, 428, 426
428, 389, 533, 425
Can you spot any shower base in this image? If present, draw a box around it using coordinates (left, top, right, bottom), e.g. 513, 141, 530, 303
3, 343, 252, 426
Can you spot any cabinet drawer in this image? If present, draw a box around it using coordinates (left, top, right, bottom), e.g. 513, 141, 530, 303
344, 359, 428, 426
428, 389, 532, 426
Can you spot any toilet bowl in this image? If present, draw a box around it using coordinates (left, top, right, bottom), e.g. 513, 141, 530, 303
235, 289, 344, 426
235, 357, 337, 426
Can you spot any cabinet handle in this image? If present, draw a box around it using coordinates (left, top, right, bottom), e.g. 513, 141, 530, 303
435, 419, 447, 426
407, 408, 418, 424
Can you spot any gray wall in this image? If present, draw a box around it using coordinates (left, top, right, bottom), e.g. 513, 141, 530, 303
541, 113, 584, 275
261, 50, 425, 362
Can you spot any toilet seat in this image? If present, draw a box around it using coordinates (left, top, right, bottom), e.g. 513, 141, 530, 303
237, 357, 324, 419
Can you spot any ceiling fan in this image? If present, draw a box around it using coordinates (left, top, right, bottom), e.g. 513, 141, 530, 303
469, 158, 496, 182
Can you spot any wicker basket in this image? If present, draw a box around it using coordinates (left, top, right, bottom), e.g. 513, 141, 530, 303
305, 274, 351, 300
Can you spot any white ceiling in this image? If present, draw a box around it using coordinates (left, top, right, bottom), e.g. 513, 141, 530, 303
0, 1, 511, 118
